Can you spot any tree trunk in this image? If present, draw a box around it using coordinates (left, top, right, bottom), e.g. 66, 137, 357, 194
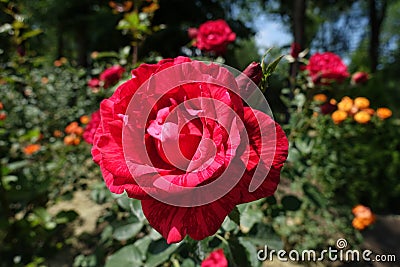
293, 0, 306, 49
369, 0, 387, 73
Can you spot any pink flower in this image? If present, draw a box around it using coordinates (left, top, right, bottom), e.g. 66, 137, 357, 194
83, 110, 101, 144
91, 57, 288, 244
99, 65, 125, 89
188, 27, 198, 39
193, 20, 236, 55
201, 249, 228, 267
351, 71, 369, 85
88, 78, 101, 89
305, 52, 349, 85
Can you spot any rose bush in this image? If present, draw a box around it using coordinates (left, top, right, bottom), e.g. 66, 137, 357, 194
92, 56, 288, 244
191, 20, 236, 55
305, 52, 349, 85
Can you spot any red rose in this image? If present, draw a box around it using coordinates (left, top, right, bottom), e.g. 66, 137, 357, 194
193, 20, 236, 54
201, 249, 228, 267
91, 57, 288, 244
83, 110, 101, 144
305, 52, 349, 85
351, 71, 369, 85
100, 65, 125, 88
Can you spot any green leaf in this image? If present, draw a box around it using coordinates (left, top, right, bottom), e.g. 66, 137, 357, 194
55, 210, 79, 224
303, 182, 327, 208
281, 195, 302, 211
21, 29, 43, 41
7, 160, 29, 172
144, 243, 179, 267
228, 237, 251, 267
105, 244, 142, 267
238, 237, 261, 267
222, 216, 237, 232
180, 259, 196, 267
240, 206, 263, 234
228, 206, 240, 225
113, 222, 143, 241
116, 195, 131, 211
134, 236, 152, 260
264, 55, 284, 78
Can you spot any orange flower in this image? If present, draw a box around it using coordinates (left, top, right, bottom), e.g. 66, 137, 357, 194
329, 98, 337, 105
64, 134, 81, 146
65, 122, 78, 134
74, 126, 84, 136
352, 217, 366, 230
54, 60, 62, 67
41, 77, 49, 84
0, 102, 3, 110
352, 204, 376, 230
0, 112, 6, 121
109, 1, 133, 13
142, 2, 159, 13
80, 115, 90, 124
331, 110, 347, 124
91, 51, 99, 59
354, 97, 370, 109
354, 111, 371, 124
313, 94, 328, 103
337, 96, 353, 112
376, 107, 392, 120
363, 108, 375, 115
23, 144, 41, 155
73, 137, 81, 145
53, 130, 63, 138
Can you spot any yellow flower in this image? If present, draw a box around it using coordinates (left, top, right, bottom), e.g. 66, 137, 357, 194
354, 97, 370, 109
331, 110, 347, 124
354, 111, 371, 124
337, 96, 353, 112
313, 94, 327, 103
376, 107, 392, 120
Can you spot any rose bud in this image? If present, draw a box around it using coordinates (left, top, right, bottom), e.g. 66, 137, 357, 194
351, 71, 369, 85
235, 62, 263, 100
188, 27, 198, 39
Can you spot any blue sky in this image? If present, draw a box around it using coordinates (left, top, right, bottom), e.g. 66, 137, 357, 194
254, 15, 292, 53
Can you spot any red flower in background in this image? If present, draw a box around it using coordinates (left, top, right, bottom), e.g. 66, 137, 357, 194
88, 78, 101, 90
83, 110, 101, 144
100, 65, 125, 88
201, 249, 228, 267
290, 42, 302, 58
91, 57, 288, 244
305, 52, 349, 85
351, 71, 369, 85
192, 20, 236, 54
